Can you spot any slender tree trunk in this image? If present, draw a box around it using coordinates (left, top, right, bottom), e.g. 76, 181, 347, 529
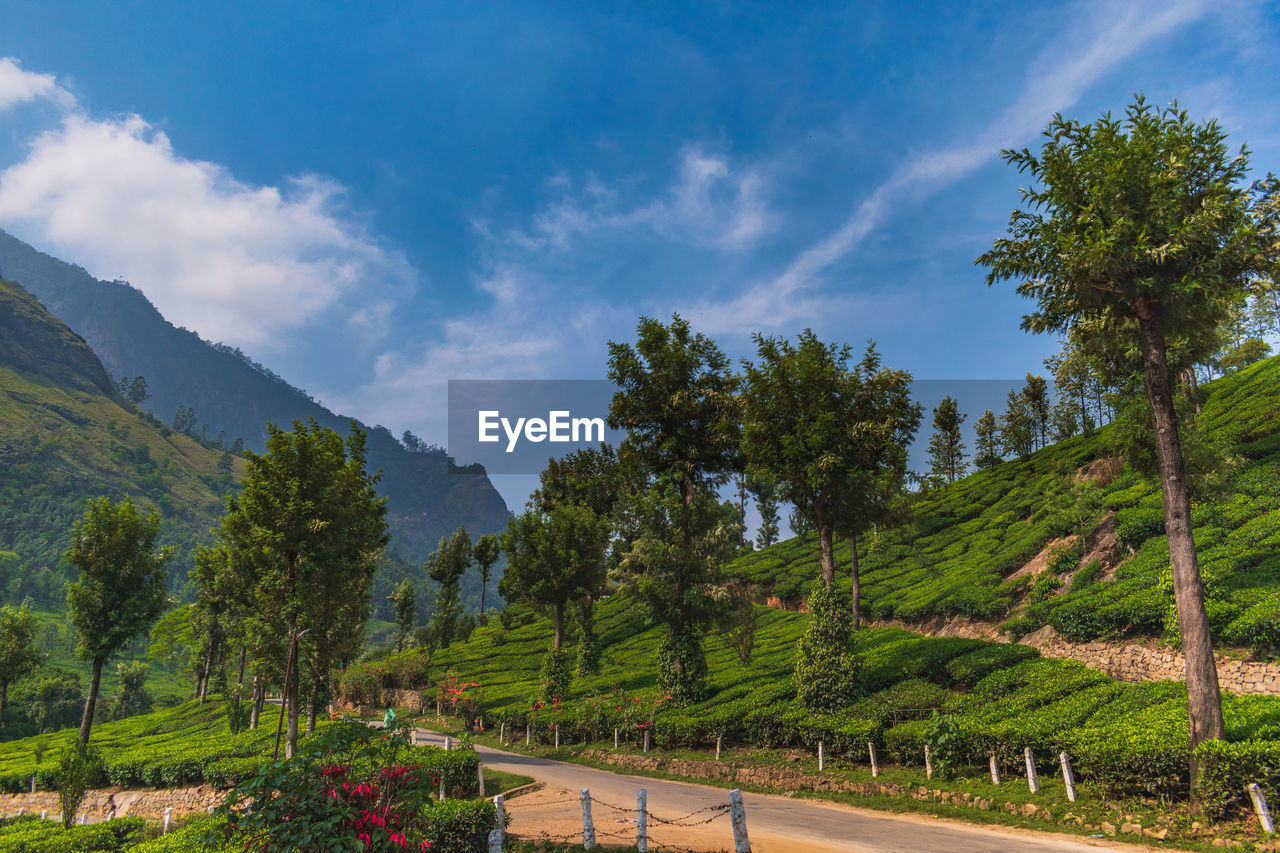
249, 674, 262, 730
553, 600, 564, 651
198, 646, 214, 703
237, 649, 247, 686
1136, 302, 1225, 786
814, 499, 835, 587
850, 539, 862, 630
306, 675, 319, 735
285, 638, 300, 758
479, 577, 487, 615
79, 658, 103, 744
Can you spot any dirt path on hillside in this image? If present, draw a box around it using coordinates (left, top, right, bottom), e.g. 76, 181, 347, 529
414, 729, 1178, 853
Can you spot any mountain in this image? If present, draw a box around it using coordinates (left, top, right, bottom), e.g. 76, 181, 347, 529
0, 276, 240, 602
0, 228, 510, 616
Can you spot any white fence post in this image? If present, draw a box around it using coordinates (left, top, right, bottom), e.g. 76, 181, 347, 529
163, 807, 173, 834
989, 753, 1001, 785
493, 793, 505, 849
614, 728, 619, 750
644, 728, 651, 753
477, 760, 486, 797
1024, 747, 1039, 794
716, 735, 723, 761
728, 789, 751, 853
526, 724, 531, 746
555, 724, 560, 749
581, 788, 596, 848
439, 774, 446, 800
499, 722, 505, 744
39, 811, 46, 820
925, 745, 933, 779
868, 742, 879, 777
818, 740, 825, 772
487, 829, 502, 853
1250, 783, 1275, 834
1059, 752, 1076, 803
444, 735, 453, 751
637, 788, 648, 853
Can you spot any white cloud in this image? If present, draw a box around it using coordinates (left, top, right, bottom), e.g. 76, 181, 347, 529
692, 0, 1214, 334
0, 102, 413, 350
0, 57, 73, 111
509, 146, 772, 252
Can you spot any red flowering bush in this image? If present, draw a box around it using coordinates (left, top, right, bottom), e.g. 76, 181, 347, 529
206, 719, 495, 852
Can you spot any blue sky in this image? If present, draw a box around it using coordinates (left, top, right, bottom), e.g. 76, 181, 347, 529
0, 0, 1277, 512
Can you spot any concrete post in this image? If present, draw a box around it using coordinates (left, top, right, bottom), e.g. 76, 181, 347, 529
818, 740, 825, 772
163, 807, 173, 834
637, 788, 648, 853
925, 744, 933, 779
1059, 752, 1076, 803
1250, 783, 1275, 834
581, 788, 596, 848
868, 742, 879, 777
989, 753, 1001, 785
728, 789, 751, 852
1024, 747, 1039, 794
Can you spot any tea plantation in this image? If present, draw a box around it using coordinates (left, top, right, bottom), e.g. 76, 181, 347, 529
726, 353, 1280, 650
339, 586, 1280, 816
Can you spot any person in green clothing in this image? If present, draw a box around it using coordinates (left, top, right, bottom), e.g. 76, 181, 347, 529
383, 706, 396, 731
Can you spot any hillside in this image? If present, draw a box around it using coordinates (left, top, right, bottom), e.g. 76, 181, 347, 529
0, 278, 244, 599
0, 228, 511, 615
725, 354, 1280, 653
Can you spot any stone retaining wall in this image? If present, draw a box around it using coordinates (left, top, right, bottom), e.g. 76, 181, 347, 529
0, 785, 224, 821
1018, 628, 1280, 695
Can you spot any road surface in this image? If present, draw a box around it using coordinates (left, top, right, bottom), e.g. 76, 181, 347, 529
412, 729, 1173, 853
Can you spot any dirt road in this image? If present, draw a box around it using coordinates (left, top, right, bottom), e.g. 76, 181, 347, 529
413, 729, 1173, 853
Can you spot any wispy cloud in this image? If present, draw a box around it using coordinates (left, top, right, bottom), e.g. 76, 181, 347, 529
506, 146, 772, 253
0, 57, 73, 111
0, 61, 414, 350
691, 0, 1214, 335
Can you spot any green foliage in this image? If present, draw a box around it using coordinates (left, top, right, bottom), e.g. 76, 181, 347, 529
926, 395, 967, 485
0, 605, 39, 725
209, 719, 492, 852
794, 585, 861, 712
922, 711, 963, 779
427, 527, 472, 649
0, 815, 147, 851
540, 648, 572, 703
55, 741, 103, 828
656, 627, 708, 705
388, 579, 416, 653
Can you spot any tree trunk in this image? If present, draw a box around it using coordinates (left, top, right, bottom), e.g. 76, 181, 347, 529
306, 675, 319, 736
480, 578, 487, 615
249, 674, 262, 730
553, 600, 564, 651
814, 499, 835, 587
237, 649, 247, 687
850, 539, 862, 630
285, 638, 300, 758
1136, 301, 1225, 786
0, 681, 7, 726
79, 658, 103, 744
198, 646, 214, 703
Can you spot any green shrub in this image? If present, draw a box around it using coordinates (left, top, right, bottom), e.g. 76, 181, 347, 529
55, 742, 103, 828
795, 585, 861, 712
657, 628, 708, 705
945, 645, 1039, 689
540, 648, 573, 703
0, 815, 147, 852
1195, 739, 1280, 819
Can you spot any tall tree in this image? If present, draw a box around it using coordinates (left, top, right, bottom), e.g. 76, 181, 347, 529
998, 389, 1034, 459
973, 409, 1002, 469
741, 334, 918, 592
1021, 374, 1051, 450
65, 497, 172, 743
220, 420, 387, 757
426, 527, 471, 649
0, 604, 39, 726
500, 505, 609, 651
926, 395, 967, 485
608, 314, 739, 702
753, 478, 781, 550
472, 534, 500, 616
388, 580, 416, 652
977, 96, 1278, 778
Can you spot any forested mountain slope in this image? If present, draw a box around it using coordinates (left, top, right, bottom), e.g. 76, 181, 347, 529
727, 355, 1280, 653
0, 278, 239, 602
0, 229, 510, 614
